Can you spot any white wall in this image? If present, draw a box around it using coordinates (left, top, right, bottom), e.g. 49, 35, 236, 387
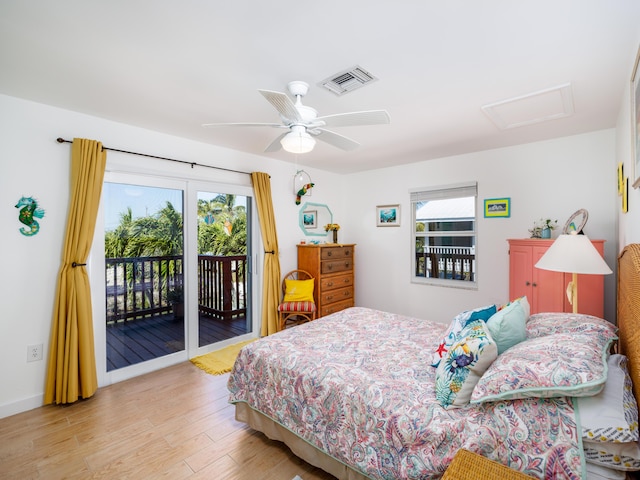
615, 48, 640, 249
0, 90, 623, 418
345, 130, 617, 325
0, 94, 345, 417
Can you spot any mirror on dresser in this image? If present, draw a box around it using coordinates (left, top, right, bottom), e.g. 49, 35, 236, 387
299, 202, 332, 238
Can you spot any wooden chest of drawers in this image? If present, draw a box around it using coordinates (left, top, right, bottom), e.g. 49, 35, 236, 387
297, 244, 355, 318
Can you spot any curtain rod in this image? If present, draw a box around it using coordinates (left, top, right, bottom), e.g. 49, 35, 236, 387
56, 137, 251, 176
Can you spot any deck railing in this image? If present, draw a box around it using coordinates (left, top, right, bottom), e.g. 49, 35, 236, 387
415, 246, 475, 281
105, 254, 247, 324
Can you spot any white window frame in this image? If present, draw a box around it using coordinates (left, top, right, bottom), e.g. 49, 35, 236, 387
410, 182, 478, 289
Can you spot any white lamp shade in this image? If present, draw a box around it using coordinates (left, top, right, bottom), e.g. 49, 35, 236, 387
280, 126, 316, 154
535, 234, 612, 275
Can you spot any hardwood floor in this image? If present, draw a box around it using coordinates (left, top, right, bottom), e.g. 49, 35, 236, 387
0, 362, 336, 480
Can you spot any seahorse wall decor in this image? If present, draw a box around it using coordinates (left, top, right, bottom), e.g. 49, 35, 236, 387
15, 196, 45, 236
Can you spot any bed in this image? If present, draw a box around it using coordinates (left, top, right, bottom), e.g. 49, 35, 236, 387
228, 244, 640, 479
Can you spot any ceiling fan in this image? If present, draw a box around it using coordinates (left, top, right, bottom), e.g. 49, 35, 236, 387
202, 81, 390, 154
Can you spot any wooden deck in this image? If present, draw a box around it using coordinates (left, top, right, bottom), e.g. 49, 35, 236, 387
106, 313, 250, 371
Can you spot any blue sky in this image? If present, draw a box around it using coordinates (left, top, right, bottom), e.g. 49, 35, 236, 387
104, 183, 184, 231
104, 182, 246, 231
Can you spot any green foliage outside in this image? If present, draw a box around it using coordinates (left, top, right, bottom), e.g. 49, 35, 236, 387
104, 194, 247, 258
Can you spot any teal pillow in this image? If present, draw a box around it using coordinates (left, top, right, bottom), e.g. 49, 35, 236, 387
486, 301, 527, 354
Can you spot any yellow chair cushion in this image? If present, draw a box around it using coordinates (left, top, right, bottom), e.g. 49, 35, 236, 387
284, 279, 315, 302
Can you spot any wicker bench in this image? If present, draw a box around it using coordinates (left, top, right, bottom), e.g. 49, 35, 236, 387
442, 449, 536, 480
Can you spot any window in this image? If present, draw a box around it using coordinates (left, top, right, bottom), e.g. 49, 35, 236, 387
411, 182, 477, 287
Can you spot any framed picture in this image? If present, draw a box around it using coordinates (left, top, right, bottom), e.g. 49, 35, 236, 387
623, 177, 629, 213
632, 45, 640, 188
302, 210, 317, 229
376, 204, 400, 227
484, 197, 511, 218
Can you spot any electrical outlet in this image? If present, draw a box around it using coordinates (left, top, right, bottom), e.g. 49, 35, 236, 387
27, 344, 43, 362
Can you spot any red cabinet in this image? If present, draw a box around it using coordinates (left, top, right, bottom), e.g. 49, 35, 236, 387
508, 238, 605, 317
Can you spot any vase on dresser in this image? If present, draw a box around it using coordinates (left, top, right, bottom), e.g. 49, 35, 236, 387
332, 230, 338, 243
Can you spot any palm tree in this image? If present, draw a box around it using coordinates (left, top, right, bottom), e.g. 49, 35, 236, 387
197, 194, 246, 255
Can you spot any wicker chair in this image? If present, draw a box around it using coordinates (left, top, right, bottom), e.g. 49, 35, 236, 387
277, 269, 317, 331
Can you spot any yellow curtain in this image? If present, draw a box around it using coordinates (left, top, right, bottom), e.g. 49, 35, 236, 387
44, 138, 107, 405
251, 172, 281, 336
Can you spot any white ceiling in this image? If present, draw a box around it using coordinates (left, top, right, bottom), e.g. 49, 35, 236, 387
1, 1, 639, 174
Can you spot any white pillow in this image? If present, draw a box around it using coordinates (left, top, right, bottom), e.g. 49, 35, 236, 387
585, 461, 626, 479
577, 354, 639, 443
583, 440, 640, 471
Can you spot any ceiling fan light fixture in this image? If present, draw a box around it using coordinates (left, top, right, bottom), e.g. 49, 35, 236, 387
280, 126, 316, 154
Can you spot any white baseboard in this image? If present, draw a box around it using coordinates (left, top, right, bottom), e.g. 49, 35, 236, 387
0, 393, 44, 419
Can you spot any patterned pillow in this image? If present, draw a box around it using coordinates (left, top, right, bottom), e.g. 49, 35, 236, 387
526, 312, 617, 339
485, 300, 527, 354
470, 330, 615, 403
577, 355, 639, 443
435, 319, 498, 408
431, 305, 497, 368
583, 440, 640, 472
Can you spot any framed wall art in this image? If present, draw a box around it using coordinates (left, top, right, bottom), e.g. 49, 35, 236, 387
632, 45, 640, 188
376, 204, 400, 227
302, 209, 317, 229
484, 197, 511, 218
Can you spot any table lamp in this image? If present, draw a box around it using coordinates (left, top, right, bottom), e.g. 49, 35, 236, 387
534, 232, 612, 313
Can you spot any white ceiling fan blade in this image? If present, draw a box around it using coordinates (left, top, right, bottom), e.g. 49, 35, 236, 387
315, 110, 390, 128
264, 132, 288, 152
313, 129, 360, 151
202, 122, 284, 128
258, 89, 302, 123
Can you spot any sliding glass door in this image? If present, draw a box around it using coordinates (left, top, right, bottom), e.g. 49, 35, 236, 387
103, 181, 185, 371
97, 174, 254, 376
195, 189, 252, 348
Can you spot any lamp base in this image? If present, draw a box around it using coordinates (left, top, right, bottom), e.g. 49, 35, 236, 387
566, 273, 578, 314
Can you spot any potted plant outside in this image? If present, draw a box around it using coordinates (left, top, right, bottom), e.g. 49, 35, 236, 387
167, 286, 184, 320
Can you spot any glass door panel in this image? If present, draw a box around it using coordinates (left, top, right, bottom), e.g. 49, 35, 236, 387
104, 182, 184, 371
196, 191, 251, 348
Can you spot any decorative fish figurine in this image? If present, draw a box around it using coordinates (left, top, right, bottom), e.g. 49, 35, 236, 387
15, 196, 45, 236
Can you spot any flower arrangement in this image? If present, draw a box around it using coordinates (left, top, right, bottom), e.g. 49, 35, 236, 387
529, 218, 558, 238
324, 223, 341, 243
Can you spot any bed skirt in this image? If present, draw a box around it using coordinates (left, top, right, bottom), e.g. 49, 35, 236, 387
235, 402, 370, 480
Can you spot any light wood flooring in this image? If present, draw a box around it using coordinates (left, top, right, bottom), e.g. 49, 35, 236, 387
0, 362, 336, 480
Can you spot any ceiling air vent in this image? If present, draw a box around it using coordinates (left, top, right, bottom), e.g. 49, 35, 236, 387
320, 66, 378, 96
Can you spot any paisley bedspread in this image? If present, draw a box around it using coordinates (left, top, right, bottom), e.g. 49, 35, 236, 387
227, 307, 584, 479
